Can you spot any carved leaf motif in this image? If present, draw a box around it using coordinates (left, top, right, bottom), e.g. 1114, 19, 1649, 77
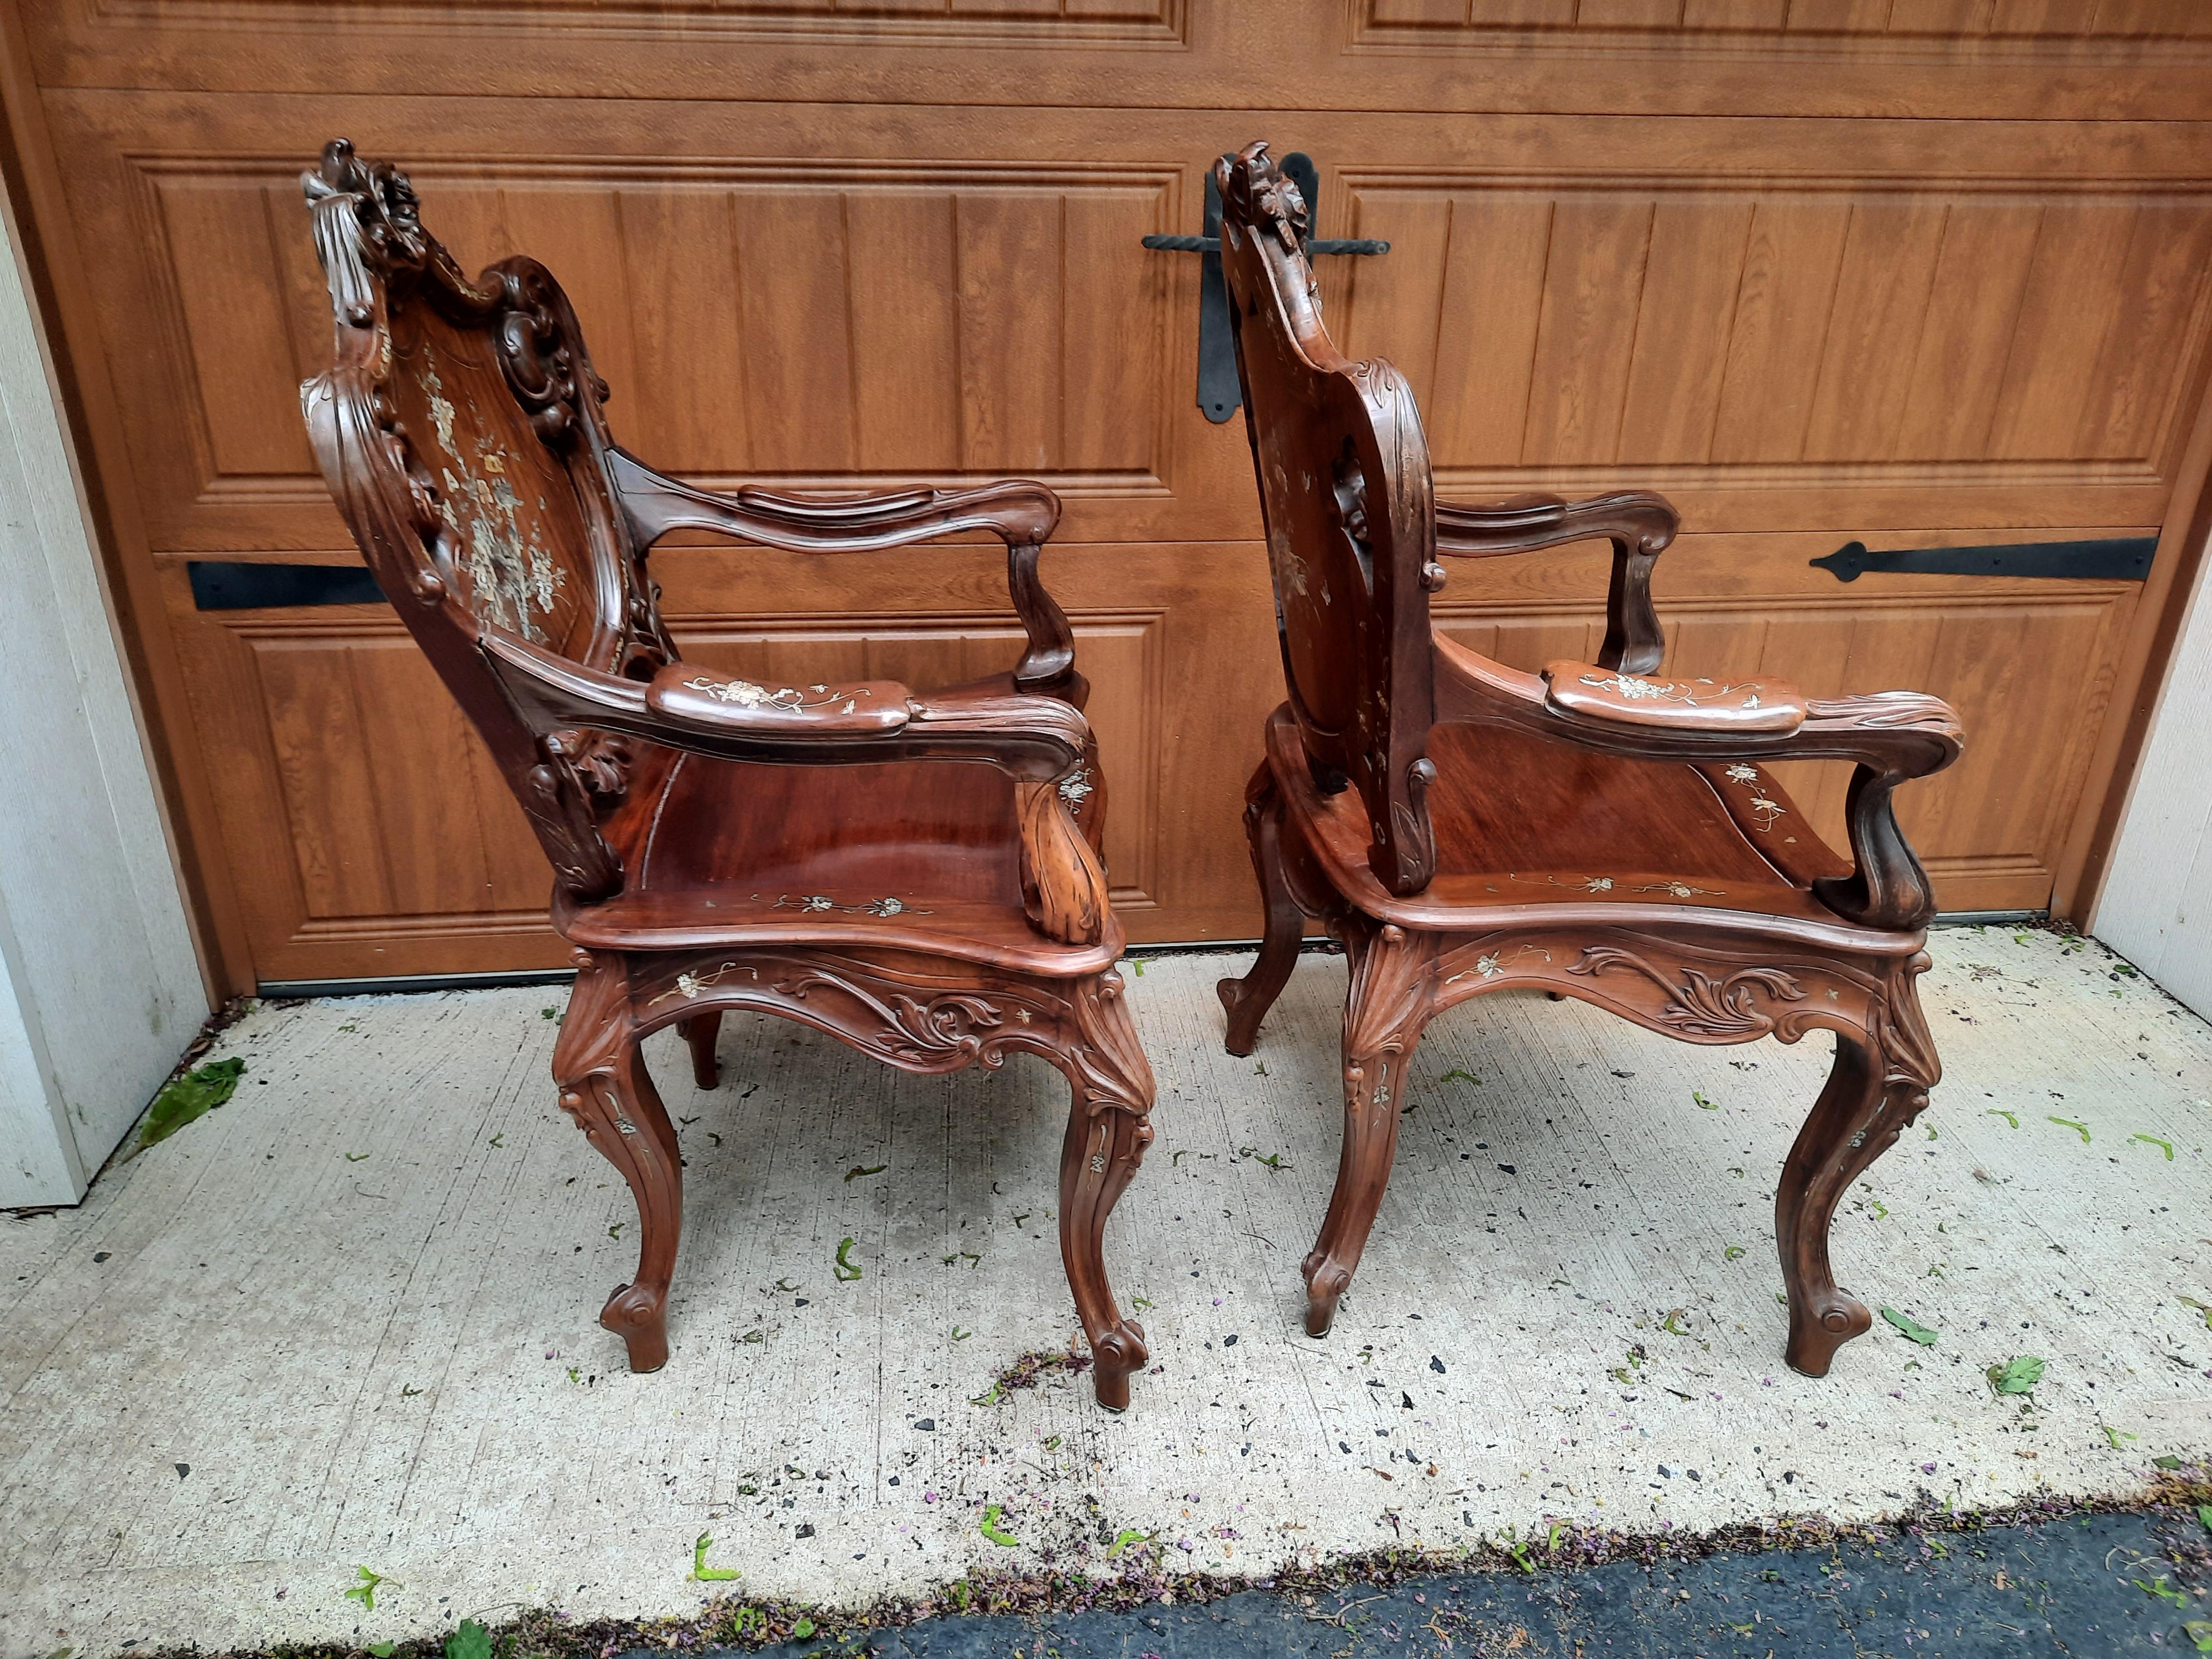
1567, 946, 1806, 1039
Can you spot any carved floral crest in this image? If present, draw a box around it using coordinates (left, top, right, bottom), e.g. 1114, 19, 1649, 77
1218, 142, 1309, 254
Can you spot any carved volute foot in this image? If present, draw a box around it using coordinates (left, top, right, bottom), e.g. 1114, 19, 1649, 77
1053, 972, 1156, 1410
601, 1280, 669, 1373
1219, 762, 1305, 1057
555, 951, 681, 1376
1089, 1319, 1149, 1413
1301, 1251, 1354, 1337
1775, 952, 1938, 1376
1298, 920, 1437, 1339
1785, 1292, 1872, 1379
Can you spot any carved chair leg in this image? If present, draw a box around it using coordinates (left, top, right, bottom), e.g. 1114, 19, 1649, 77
1053, 971, 1156, 1411
1302, 922, 1437, 1338
1219, 762, 1304, 1057
676, 1013, 722, 1091
1775, 954, 1938, 1376
554, 951, 682, 1374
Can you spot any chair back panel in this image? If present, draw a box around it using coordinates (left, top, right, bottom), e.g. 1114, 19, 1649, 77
1215, 143, 1438, 895
301, 139, 666, 899
385, 299, 601, 659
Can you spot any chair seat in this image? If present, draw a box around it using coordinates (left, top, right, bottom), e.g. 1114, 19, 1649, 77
554, 747, 1121, 975
1267, 707, 1891, 947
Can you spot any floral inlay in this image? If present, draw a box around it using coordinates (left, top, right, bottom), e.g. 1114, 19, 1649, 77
680, 676, 862, 716
1640, 880, 1724, 899
755, 893, 930, 919
1058, 766, 1094, 807
1510, 873, 1616, 894
1579, 672, 1761, 709
648, 961, 761, 1007
1718, 761, 1786, 832
1446, 944, 1553, 985
420, 349, 567, 643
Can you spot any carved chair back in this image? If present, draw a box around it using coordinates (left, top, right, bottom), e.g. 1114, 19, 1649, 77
1214, 143, 1439, 896
301, 139, 671, 898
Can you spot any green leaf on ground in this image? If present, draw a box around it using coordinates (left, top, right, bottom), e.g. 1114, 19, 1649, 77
843, 1164, 887, 1182
342, 1566, 390, 1611
368, 1646, 395, 1657
1986, 1109, 2020, 1128
1104, 1527, 1152, 1560
2198, 1505, 2212, 1532
139, 1057, 247, 1148
1723, 1245, 1746, 1261
1693, 1092, 1719, 1110
1880, 1307, 1938, 1346
833, 1237, 862, 1281
688, 1531, 740, 1582
950, 1326, 971, 1342
2179, 1295, 2212, 1329
792, 1617, 816, 1639
1237, 1147, 1291, 1171
444, 1620, 491, 1659
1867, 1198, 1889, 1219
2153, 1454, 2183, 1470
2101, 1425, 2138, 1449
1128, 959, 1147, 977
980, 1504, 1020, 1547
1988, 1354, 2047, 1396
2131, 1134, 2175, 1160
345, 1152, 369, 1163
1439, 1070, 1481, 1086
2048, 1115, 2091, 1144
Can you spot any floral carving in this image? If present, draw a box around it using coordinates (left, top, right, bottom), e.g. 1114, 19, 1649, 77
1568, 946, 1807, 1039
544, 728, 632, 800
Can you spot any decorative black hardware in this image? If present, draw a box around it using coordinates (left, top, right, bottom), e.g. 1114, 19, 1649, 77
1141, 152, 1388, 424
189, 560, 388, 610
1812, 536, 2157, 584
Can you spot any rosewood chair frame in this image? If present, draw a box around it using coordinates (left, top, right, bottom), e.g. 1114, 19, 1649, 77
1209, 142, 1963, 1378
299, 140, 1153, 1410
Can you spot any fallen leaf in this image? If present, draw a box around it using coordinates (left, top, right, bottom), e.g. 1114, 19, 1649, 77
2048, 1115, 2091, 1144
980, 1504, 1020, 1547
688, 1531, 740, 1582
1880, 1307, 1937, 1346
833, 1237, 862, 1281
342, 1566, 390, 1611
844, 1164, 888, 1182
139, 1058, 247, 1149
445, 1620, 492, 1659
1988, 1354, 2046, 1396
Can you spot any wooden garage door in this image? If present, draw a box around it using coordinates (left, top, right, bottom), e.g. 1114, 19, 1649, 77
5, 2, 2211, 990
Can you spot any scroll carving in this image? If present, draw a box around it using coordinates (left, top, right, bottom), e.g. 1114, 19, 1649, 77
1567, 947, 1807, 1040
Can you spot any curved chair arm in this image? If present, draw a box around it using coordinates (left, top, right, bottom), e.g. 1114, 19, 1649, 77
605, 447, 1080, 700
1434, 637, 1963, 931
1436, 489, 1679, 676
1540, 660, 1808, 735
479, 632, 1107, 945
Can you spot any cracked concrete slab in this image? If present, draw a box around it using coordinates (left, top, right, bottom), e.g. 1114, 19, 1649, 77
2, 929, 2208, 1655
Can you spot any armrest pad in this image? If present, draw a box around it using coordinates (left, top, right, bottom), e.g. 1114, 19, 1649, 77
645, 665, 912, 736
1542, 661, 1807, 735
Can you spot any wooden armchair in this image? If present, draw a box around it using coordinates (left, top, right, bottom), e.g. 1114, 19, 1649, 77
299, 140, 1154, 1410
1210, 143, 1963, 1378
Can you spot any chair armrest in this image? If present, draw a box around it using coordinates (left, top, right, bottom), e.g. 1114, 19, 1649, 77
606, 447, 1079, 699
479, 632, 1108, 946
1541, 660, 1808, 735
1434, 636, 1963, 930
1436, 489, 1678, 675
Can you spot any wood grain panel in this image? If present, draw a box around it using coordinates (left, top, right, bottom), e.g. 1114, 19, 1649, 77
1341, 173, 2212, 512
127, 164, 1175, 541
1365, 0, 2212, 36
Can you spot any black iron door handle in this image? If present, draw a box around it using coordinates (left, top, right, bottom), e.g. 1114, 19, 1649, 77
1141, 152, 1388, 424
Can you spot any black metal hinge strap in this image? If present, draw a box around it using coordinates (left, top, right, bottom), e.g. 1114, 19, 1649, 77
189, 560, 389, 609
1141, 152, 1388, 424
1812, 536, 2158, 584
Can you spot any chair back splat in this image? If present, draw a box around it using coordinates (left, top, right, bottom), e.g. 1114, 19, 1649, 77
1215, 142, 1439, 897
